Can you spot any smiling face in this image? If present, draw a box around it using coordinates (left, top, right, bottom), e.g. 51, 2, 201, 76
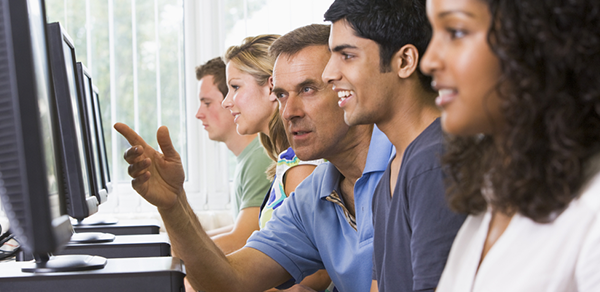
322, 19, 399, 127
420, 0, 504, 136
222, 62, 277, 136
272, 45, 354, 161
195, 75, 237, 142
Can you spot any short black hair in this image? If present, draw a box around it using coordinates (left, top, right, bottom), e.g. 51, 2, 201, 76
324, 0, 434, 92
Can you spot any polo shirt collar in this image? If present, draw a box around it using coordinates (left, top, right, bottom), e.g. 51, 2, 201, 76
317, 125, 393, 200
363, 125, 394, 175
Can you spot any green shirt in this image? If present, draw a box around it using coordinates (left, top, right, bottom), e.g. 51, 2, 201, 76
232, 137, 272, 219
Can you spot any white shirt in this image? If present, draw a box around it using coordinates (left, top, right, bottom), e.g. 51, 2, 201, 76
437, 169, 600, 292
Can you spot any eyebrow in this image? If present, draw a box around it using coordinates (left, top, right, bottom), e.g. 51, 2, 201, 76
271, 86, 286, 96
272, 78, 322, 96
438, 10, 476, 18
331, 44, 358, 53
297, 79, 321, 91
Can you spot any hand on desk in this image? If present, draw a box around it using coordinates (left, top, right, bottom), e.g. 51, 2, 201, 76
114, 122, 185, 210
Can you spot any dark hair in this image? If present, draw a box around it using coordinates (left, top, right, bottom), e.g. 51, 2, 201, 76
269, 24, 330, 59
324, 0, 434, 93
444, 0, 600, 223
195, 57, 228, 98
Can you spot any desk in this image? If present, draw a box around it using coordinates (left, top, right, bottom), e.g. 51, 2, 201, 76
59, 234, 171, 258
0, 256, 185, 292
18, 234, 171, 261
73, 219, 161, 235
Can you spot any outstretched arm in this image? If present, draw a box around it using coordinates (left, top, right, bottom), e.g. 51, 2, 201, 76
114, 123, 292, 291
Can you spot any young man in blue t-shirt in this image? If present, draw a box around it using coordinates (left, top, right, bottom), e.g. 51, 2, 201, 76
322, 0, 467, 291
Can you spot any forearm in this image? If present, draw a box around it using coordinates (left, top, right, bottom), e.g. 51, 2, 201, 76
158, 191, 236, 291
211, 232, 248, 255
158, 191, 288, 292
206, 224, 234, 237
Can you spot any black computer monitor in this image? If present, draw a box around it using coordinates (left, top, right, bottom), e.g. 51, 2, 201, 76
46, 23, 116, 241
46, 22, 99, 221
0, 0, 105, 272
91, 85, 113, 195
76, 62, 108, 204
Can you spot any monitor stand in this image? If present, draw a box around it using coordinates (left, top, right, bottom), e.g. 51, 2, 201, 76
21, 253, 106, 273
70, 232, 116, 244
73, 216, 119, 226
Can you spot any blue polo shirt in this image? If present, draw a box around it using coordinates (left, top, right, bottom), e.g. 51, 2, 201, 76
246, 126, 393, 292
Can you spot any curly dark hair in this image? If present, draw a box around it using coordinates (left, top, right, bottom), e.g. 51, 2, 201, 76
444, 0, 600, 223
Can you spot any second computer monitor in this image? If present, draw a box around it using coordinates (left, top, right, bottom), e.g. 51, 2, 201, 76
46, 22, 99, 221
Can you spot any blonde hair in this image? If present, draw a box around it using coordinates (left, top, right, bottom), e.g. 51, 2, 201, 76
223, 34, 289, 180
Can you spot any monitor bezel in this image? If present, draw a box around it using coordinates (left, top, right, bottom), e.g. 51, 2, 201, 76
46, 21, 98, 221
91, 84, 113, 194
0, 0, 73, 256
76, 62, 108, 204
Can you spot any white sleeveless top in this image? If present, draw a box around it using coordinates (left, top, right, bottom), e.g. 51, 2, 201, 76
437, 165, 600, 292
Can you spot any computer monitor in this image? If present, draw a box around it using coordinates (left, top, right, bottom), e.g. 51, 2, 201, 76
46, 22, 100, 221
76, 62, 107, 204
91, 85, 113, 195
46, 23, 115, 241
0, 0, 105, 272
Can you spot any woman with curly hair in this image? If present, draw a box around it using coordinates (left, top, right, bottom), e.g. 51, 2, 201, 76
421, 0, 600, 290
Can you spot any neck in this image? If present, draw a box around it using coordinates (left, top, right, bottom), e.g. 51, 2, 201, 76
327, 124, 374, 189
225, 133, 257, 156
378, 83, 439, 155
326, 124, 373, 218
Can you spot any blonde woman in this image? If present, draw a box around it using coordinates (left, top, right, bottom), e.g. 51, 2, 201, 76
222, 34, 328, 292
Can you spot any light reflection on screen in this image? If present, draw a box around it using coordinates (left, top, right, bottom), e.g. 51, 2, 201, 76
27, 0, 60, 219
62, 42, 91, 199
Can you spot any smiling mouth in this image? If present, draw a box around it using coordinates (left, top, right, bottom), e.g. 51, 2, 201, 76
436, 89, 458, 107
337, 90, 354, 107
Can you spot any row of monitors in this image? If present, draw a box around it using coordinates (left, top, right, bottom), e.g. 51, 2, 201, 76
0, 0, 112, 262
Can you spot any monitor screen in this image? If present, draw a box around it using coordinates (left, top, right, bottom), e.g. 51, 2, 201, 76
46, 22, 99, 221
0, 0, 72, 258
77, 62, 107, 204
63, 39, 92, 201
0, 0, 105, 272
92, 85, 113, 194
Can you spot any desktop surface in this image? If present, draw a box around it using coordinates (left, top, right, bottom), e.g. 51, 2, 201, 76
73, 218, 161, 235
0, 256, 185, 292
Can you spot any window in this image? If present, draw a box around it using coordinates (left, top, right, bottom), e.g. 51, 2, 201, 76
41, 0, 334, 218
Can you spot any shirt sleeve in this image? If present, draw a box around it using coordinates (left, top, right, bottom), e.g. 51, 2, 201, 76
238, 147, 272, 210
245, 191, 324, 284
408, 167, 466, 291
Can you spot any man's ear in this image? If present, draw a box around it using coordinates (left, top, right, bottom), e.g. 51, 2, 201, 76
268, 76, 277, 102
394, 44, 419, 79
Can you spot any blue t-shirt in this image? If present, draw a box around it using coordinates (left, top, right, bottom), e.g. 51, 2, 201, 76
246, 127, 393, 292
372, 119, 466, 292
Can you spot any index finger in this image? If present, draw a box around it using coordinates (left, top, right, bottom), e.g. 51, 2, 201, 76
114, 122, 149, 148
